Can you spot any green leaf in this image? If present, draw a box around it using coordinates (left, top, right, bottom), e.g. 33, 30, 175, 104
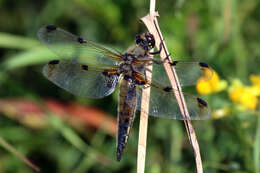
1, 47, 56, 70
254, 115, 260, 173
0, 32, 40, 49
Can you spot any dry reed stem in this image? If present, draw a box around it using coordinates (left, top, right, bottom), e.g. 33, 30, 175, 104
140, 12, 203, 173
137, 1, 156, 173
137, 75, 152, 173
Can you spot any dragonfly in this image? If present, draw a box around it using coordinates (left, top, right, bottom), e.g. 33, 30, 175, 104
38, 25, 213, 161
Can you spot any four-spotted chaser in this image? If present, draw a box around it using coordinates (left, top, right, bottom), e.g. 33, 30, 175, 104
38, 25, 212, 161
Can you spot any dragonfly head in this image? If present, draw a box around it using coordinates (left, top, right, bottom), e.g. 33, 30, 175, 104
135, 32, 155, 51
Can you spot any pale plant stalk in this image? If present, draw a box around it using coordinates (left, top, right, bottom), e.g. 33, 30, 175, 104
137, 1, 156, 173
137, 0, 204, 172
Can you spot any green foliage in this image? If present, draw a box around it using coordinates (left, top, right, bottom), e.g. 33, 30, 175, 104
0, 0, 260, 172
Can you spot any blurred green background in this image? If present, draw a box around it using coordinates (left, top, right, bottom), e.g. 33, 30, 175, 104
0, 0, 260, 172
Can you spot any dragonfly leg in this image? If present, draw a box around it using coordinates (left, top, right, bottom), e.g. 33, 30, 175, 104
145, 68, 152, 73
142, 84, 151, 89
162, 53, 171, 63
149, 42, 162, 55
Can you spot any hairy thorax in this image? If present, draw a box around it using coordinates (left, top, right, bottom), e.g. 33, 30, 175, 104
119, 45, 151, 81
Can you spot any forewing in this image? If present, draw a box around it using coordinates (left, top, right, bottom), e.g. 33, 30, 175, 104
43, 60, 118, 98
151, 61, 213, 87
136, 85, 210, 120
38, 25, 122, 66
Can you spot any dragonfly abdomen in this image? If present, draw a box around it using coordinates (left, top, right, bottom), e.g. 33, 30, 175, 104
117, 79, 137, 161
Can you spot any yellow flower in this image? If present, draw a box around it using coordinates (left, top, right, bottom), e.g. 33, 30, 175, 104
241, 87, 258, 110
230, 87, 244, 103
248, 85, 260, 96
196, 80, 212, 95
250, 75, 260, 88
196, 68, 226, 95
229, 86, 259, 110
249, 75, 260, 98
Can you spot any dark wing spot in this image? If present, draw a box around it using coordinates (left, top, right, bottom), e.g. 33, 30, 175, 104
140, 81, 146, 85
170, 61, 178, 66
81, 65, 88, 71
136, 80, 145, 85
47, 60, 59, 77
197, 97, 208, 108
77, 37, 84, 44
102, 71, 108, 76
163, 87, 172, 92
48, 60, 60, 65
199, 62, 209, 68
46, 25, 57, 32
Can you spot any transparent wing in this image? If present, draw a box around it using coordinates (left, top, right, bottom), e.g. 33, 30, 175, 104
136, 84, 210, 120
43, 60, 119, 98
38, 25, 122, 66
150, 61, 213, 87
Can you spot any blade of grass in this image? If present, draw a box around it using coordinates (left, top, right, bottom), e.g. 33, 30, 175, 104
48, 113, 115, 166
254, 113, 260, 173
0, 136, 40, 172
0, 32, 40, 49
1, 47, 56, 70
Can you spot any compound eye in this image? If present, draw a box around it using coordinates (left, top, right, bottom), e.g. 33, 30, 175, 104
148, 42, 152, 48
135, 34, 142, 44
148, 40, 155, 48
136, 38, 142, 44
147, 37, 155, 48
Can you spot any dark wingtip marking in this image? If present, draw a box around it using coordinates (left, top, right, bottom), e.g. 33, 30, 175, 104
137, 81, 146, 85
197, 97, 208, 108
102, 71, 108, 76
140, 81, 146, 85
77, 37, 84, 44
199, 62, 209, 68
163, 87, 172, 92
46, 25, 57, 32
170, 61, 178, 66
81, 65, 88, 71
48, 60, 60, 65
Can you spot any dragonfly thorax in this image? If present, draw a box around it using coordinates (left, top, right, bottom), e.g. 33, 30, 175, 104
119, 52, 137, 73
122, 52, 136, 61
119, 63, 132, 72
